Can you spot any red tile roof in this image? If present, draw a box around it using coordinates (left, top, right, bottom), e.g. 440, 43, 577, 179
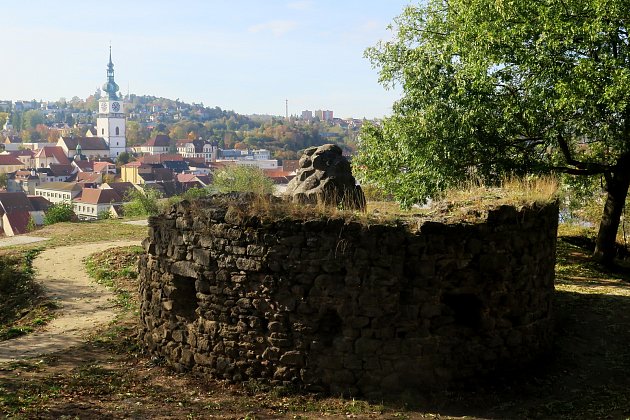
73, 160, 94, 172
143, 134, 171, 148
0, 155, 25, 166
77, 172, 102, 183
93, 162, 115, 173
35, 146, 69, 164
5, 211, 32, 235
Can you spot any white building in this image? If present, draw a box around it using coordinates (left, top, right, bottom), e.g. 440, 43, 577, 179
96, 48, 126, 158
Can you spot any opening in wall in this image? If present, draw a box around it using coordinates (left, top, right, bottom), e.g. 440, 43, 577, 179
316, 309, 342, 346
170, 274, 198, 321
441, 293, 483, 329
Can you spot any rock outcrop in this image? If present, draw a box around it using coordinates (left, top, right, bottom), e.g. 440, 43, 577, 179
285, 144, 366, 210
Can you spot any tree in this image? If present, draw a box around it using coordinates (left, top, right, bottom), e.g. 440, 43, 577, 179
355, 0, 630, 265
123, 186, 163, 217
44, 203, 75, 225
22, 110, 44, 130
213, 165, 275, 195
0, 173, 8, 190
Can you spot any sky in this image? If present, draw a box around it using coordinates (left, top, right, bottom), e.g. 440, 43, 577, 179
0, 1, 413, 119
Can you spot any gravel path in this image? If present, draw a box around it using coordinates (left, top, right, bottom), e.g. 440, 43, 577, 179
0, 240, 141, 363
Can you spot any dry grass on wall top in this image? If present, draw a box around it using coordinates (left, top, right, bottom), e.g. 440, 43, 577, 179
186, 176, 559, 230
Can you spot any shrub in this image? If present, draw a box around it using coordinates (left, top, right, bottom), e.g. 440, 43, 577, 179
213, 165, 274, 195
123, 186, 163, 217
43, 202, 75, 225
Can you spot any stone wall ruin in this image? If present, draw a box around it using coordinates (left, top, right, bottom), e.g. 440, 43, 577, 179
138, 195, 558, 398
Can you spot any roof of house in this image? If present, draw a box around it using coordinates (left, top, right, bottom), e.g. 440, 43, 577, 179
34, 146, 69, 164
48, 164, 75, 177
163, 160, 189, 173
14, 170, 38, 180
8, 149, 35, 158
176, 173, 211, 185
35, 182, 82, 192
93, 161, 115, 173
86, 127, 98, 136
76, 172, 102, 183
73, 160, 94, 172
0, 192, 34, 214
143, 134, 171, 148
59, 136, 109, 151
0, 155, 25, 166
27, 195, 51, 212
101, 182, 135, 199
5, 211, 32, 235
75, 188, 122, 205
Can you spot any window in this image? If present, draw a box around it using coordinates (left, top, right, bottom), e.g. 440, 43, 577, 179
102, 128, 105, 135
115, 127, 119, 135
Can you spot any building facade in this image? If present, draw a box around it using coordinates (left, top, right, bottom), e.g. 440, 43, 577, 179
96, 48, 126, 158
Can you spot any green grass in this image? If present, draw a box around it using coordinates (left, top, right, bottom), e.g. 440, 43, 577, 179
84, 245, 143, 311
24, 218, 147, 249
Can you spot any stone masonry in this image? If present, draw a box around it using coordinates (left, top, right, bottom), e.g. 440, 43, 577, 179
138, 195, 558, 398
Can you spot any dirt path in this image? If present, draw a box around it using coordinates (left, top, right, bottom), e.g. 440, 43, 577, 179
0, 240, 141, 363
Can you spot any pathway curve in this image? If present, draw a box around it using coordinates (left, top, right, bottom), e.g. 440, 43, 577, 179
0, 240, 141, 363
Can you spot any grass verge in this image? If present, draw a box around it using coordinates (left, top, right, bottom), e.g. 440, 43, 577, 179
0, 248, 59, 341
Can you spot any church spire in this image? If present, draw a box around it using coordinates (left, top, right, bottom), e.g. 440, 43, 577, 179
103, 46, 119, 100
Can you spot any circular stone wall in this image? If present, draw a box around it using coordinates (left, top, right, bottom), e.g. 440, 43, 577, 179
138, 196, 558, 398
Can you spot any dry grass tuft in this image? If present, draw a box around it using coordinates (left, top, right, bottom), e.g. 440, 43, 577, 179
434, 176, 559, 217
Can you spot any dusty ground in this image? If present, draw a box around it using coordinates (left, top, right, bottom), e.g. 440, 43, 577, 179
0, 241, 140, 363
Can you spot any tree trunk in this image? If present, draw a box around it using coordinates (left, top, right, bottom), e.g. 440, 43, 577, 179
593, 156, 630, 265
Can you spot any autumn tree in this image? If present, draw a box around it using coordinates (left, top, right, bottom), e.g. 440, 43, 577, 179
355, 0, 630, 265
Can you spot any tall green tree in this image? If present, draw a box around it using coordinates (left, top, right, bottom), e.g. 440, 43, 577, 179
22, 110, 44, 130
355, 0, 630, 264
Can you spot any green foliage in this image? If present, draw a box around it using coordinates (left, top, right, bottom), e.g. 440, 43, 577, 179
213, 165, 275, 195
43, 202, 75, 225
22, 110, 44, 130
123, 186, 163, 217
116, 151, 132, 165
0, 173, 8, 190
0, 249, 41, 327
25, 216, 36, 233
356, 0, 630, 205
165, 186, 214, 209
97, 209, 112, 220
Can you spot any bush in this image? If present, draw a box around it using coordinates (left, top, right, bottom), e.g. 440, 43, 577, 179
43, 202, 75, 225
123, 186, 163, 217
166, 186, 214, 208
213, 165, 274, 195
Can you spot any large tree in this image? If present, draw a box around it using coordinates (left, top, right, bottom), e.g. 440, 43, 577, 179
355, 0, 630, 265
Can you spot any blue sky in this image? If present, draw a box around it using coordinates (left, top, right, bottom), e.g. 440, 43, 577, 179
0, 1, 412, 119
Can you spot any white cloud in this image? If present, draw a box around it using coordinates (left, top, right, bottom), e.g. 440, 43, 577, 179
248, 20, 298, 37
287, 1, 313, 10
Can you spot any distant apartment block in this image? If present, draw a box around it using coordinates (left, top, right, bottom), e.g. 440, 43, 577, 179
315, 110, 334, 122
301, 110, 313, 121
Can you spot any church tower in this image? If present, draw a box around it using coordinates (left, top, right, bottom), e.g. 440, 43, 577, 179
96, 47, 126, 158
